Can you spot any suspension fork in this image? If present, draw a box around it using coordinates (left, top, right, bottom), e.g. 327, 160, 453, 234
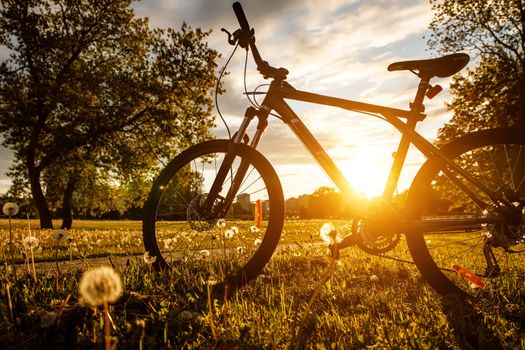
200, 106, 269, 217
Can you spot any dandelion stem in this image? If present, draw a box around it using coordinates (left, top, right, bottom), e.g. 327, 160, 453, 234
8, 215, 16, 279
104, 301, 111, 350
289, 256, 336, 350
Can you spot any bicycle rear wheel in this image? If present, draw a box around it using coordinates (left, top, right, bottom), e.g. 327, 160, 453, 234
142, 140, 284, 292
406, 129, 525, 299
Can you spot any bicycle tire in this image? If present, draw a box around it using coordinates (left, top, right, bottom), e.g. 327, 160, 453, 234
142, 140, 284, 292
406, 129, 525, 298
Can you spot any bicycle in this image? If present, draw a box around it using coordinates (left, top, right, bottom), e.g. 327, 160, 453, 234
142, 2, 525, 300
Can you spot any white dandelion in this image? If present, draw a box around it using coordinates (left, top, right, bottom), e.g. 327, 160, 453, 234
369, 274, 379, 282
250, 225, 259, 234
52, 229, 68, 242
2, 202, 19, 216
236, 246, 245, 254
164, 238, 174, 250
78, 266, 123, 307
230, 226, 239, 234
224, 229, 235, 239
143, 251, 157, 265
216, 219, 226, 228
320, 222, 341, 245
22, 236, 39, 250
253, 238, 262, 247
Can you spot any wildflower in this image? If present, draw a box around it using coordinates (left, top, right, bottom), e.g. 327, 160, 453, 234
369, 274, 379, 282
22, 236, 39, 250
320, 222, 341, 244
230, 226, 239, 234
216, 219, 226, 228
52, 229, 68, 242
2, 202, 19, 216
253, 238, 262, 246
250, 225, 259, 234
200, 250, 211, 257
236, 246, 245, 254
224, 229, 234, 239
143, 251, 157, 265
78, 266, 123, 307
426, 239, 432, 244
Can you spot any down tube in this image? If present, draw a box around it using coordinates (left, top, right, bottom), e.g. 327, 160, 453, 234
272, 100, 362, 207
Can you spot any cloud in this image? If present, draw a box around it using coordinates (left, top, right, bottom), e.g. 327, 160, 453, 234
1, 1, 456, 198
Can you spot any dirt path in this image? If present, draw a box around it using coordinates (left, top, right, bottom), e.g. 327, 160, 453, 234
12, 254, 142, 274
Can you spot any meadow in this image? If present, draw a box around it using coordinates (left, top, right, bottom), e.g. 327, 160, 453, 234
1, 219, 524, 349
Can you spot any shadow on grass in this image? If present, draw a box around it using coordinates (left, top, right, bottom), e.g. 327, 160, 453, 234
440, 295, 503, 350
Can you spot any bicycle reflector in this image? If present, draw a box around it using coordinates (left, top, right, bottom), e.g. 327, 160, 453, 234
452, 263, 486, 289
426, 84, 443, 99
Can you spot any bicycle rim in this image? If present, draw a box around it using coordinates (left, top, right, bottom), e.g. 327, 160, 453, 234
406, 129, 525, 300
142, 140, 284, 292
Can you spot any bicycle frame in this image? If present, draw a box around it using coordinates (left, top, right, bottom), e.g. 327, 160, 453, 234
215, 79, 512, 232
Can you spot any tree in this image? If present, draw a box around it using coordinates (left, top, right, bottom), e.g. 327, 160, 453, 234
427, 0, 525, 144
0, 0, 219, 228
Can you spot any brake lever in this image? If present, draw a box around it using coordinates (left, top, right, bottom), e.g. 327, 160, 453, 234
221, 28, 242, 46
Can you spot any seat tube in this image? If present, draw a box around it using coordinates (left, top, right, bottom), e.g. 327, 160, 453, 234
383, 117, 418, 199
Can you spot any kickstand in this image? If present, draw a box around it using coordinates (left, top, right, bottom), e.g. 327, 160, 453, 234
483, 243, 500, 277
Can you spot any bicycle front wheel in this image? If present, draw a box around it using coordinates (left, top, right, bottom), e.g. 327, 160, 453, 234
406, 129, 525, 299
142, 140, 284, 291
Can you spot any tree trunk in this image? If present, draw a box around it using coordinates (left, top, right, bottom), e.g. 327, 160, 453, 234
61, 178, 75, 229
28, 165, 53, 229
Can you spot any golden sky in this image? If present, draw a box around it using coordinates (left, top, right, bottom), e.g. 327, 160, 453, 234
0, 1, 461, 199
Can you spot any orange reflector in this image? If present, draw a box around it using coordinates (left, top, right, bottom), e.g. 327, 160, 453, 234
254, 200, 262, 227
452, 264, 486, 288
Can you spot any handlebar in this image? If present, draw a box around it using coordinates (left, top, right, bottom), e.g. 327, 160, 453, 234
233, 2, 250, 35
231, 2, 289, 81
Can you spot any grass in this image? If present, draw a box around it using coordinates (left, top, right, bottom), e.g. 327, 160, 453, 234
1, 218, 524, 349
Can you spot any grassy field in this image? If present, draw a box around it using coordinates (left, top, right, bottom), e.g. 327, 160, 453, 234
0, 219, 524, 349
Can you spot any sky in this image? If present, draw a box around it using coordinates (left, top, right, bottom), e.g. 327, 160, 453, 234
0, 0, 462, 199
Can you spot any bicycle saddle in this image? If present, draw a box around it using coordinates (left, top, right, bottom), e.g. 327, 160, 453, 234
387, 53, 470, 78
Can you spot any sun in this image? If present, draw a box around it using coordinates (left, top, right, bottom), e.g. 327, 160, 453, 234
338, 151, 390, 199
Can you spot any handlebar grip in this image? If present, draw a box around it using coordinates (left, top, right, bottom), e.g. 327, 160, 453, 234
233, 2, 251, 33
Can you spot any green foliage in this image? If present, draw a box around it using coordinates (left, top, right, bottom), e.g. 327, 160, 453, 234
0, 0, 220, 227
427, 0, 525, 144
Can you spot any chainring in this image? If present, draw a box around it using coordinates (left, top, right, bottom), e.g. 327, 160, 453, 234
353, 218, 401, 254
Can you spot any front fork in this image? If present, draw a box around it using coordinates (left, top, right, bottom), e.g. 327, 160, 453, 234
200, 106, 269, 218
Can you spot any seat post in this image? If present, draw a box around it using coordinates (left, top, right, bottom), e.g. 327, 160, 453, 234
410, 76, 430, 113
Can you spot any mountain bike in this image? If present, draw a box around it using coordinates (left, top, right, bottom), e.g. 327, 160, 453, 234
142, 2, 525, 300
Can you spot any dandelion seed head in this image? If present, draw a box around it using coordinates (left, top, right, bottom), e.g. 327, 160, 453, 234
2, 202, 19, 216
224, 229, 234, 239
253, 238, 262, 247
143, 251, 157, 265
236, 246, 245, 254
216, 219, 226, 228
320, 223, 340, 244
369, 274, 379, 282
22, 236, 39, 250
78, 266, 123, 307
250, 225, 259, 234
52, 229, 68, 242
230, 226, 239, 234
